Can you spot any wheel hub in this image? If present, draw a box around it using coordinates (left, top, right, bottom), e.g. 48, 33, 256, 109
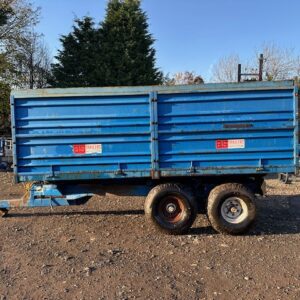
158, 195, 185, 224
166, 203, 177, 214
221, 197, 248, 224
230, 207, 238, 214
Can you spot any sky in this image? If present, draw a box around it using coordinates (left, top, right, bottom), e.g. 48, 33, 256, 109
33, 0, 300, 82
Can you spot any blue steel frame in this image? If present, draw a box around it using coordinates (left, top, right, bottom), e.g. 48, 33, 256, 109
0, 184, 94, 209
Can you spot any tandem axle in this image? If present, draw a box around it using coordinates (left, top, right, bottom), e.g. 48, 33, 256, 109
0, 176, 266, 235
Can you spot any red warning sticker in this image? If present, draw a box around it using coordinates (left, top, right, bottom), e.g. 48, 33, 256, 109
73, 144, 102, 154
216, 139, 245, 149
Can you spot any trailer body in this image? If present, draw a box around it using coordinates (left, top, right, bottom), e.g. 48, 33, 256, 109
10, 80, 299, 183
1, 80, 299, 234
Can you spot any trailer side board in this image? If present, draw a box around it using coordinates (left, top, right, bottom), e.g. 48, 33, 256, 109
11, 80, 298, 182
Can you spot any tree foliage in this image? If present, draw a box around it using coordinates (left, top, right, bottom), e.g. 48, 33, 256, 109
0, 0, 51, 89
0, 81, 10, 132
0, 2, 13, 27
51, 0, 162, 87
0, 0, 39, 47
99, 0, 162, 86
51, 17, 101, 88
0, 0, 50, 137
0, 2, 12, 132
6, 28, 51, 89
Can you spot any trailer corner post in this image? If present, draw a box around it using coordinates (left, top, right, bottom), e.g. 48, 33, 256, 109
294, 85, 299, 172
10, 95, 18, 183
149, 91, 160, 179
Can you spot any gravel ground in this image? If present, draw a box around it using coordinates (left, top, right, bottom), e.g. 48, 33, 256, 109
0, 173, 299, 300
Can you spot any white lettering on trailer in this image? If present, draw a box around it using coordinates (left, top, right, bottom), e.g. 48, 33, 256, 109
85, 144, 102, 154
228, 139, 245, 149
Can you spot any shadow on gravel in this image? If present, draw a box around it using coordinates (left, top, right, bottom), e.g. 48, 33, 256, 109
189, 226, 217, 235
6, 209, 145, 218
246, 195, 300, 236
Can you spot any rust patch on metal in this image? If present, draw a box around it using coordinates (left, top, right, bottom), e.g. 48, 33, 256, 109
7, 197, 29, 208
158, 195, 185, 224
5, 182, 34, 208
151, 169, 160, 179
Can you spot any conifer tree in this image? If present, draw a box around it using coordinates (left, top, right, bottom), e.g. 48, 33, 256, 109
51, 1, 162, 87
99, 0, 162, 86
51, 17, 102, 87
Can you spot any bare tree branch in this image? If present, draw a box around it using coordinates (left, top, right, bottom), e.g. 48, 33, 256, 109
210, 54, 240, 83
164, 71, 204, 85
0, 0, 39, 48
257, 42, 296, 80
5, 28, 52, 89
211, 43, 298, 83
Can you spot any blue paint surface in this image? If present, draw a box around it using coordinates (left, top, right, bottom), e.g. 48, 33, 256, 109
11, 80, 299, 182
0, 184, 94, 209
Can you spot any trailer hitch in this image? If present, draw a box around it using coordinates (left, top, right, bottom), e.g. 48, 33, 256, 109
0, 183, 94, 216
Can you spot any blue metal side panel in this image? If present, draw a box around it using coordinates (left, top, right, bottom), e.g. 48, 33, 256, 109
12, 80, 297, 182
157, 87, 296, 175
14, 94, 152, 182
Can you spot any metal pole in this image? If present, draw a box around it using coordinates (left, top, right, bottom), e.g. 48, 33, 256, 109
258, 54, 263, 81
238, 64, 241, 83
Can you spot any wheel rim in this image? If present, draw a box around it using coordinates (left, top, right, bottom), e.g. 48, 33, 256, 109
157, 195, 185, 224
220, 197, 248, 224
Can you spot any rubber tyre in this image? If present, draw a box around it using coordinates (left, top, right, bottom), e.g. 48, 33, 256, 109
207, 183, 256, 235
144, 183, 197, 235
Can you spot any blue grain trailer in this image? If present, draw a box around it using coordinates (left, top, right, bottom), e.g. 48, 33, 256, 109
0, 80, 299, 234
